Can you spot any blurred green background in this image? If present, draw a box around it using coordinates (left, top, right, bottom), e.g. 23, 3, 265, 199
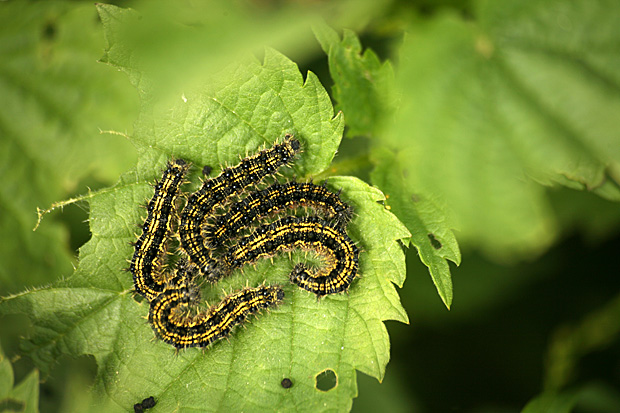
1, 0, 619, 412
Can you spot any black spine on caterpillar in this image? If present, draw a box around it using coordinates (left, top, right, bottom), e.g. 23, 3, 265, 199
130, 159, 190, 301
222, 216, 360, 297
178, 136, 301, 281
204, 181, 353, 250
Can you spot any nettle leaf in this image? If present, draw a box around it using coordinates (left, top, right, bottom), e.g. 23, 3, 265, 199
0, 1, 138, 294
0, 5, 410, 412
313, 22, 395, 138
313, 26, 458, 307
371, 148, 460, 309
381, 0, 620, 260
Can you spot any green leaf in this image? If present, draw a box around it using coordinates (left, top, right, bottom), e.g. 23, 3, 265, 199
0, 6, 410, 411
313, 22, 395, 138
522, 392, 578, 413
544, 292, 620, 392
312, 24, 457, 307
1, 166, 409, 413
131, 49, 346, 178
0, 344, 39, 413
523, 384, 620, 413
548, 186, 620, 243
96, 0, 395, 103
0, 1, 138, 294
371, 148, 459, 309
381, 0, 620, 260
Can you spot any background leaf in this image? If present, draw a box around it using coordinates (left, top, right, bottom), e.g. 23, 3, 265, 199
378, 0, 620, 260
313, 22, 395, 138
0, 1, 138, 295
96, 0, 394, 102
314, 25, 459, 307
0, 344, 39, 413
371, 148, 459, 308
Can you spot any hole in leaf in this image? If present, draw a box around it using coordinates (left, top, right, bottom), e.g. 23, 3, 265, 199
315, 369, 337, 392
428, 233, 442, 250
281, 378, 293, 389
132, 294, 146, 304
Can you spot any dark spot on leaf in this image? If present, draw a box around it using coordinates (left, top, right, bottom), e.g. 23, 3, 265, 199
428, 233, 442, 250
315, 369, 337, 392
281, 378, 293, 389
411, 193, 420, 203
42, 21, 56, 40
141, 397, 156, 409
134, 396, 156, 412
202, 165, 212, 176
0, 398, 25, 412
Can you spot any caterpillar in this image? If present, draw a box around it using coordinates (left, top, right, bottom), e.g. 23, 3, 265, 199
148, 261, 284, 349
179, 136, 301, 280
222, 216, 360, 296
204, 181, 353, 250
130, 159, 190, 301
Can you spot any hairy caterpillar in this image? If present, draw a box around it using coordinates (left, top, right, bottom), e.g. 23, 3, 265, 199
148, 261, 284, 349
222, 216, 360, 296
204, 181, 353, 250
130, 159, 189, 301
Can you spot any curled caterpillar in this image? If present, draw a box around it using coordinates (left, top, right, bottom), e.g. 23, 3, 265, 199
221, 216, 360, 296
179, 136, 301, 280
148, 261, 284, 349
130, 159, 189, 301
204, 181, 353, 250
